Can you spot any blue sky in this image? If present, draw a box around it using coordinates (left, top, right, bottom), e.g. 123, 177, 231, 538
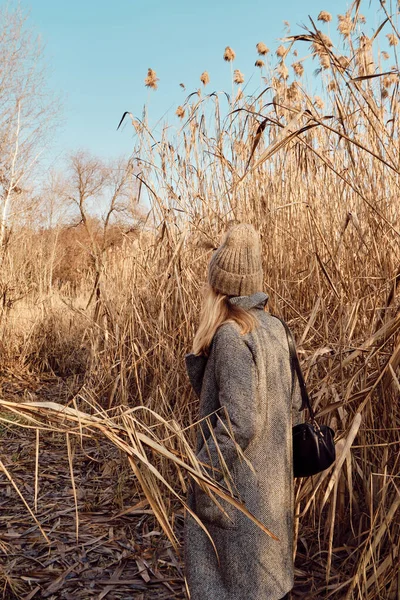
19, 0, 382, 167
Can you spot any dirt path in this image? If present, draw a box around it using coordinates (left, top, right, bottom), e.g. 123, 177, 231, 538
0, 376, 185, 599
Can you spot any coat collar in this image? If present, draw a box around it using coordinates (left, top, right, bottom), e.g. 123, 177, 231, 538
228, 291, 269, 311
185, 292, 268, 397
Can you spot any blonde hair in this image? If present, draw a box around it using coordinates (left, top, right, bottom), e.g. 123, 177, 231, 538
192, 285, 257, 356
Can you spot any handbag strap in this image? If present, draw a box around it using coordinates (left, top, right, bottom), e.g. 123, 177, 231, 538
273, 316, 315, 420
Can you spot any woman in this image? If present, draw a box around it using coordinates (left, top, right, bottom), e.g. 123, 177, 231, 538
184, 224, 303, 600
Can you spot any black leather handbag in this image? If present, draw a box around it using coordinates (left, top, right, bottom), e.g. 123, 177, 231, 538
276, 317, 336, 478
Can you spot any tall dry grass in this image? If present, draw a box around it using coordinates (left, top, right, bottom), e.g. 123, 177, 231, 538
1, 1, 400, 598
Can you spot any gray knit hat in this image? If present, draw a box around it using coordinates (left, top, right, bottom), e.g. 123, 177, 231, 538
208, 224, 263, 297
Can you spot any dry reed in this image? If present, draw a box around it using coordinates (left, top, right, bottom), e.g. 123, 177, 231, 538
318, 11, 332, 22
223, 46, 235, 62
1, 1, 400, 599
256, 42, 269, 55
200, 71, 210, 86
144, 68, 159, 90
233, 69, 244, 84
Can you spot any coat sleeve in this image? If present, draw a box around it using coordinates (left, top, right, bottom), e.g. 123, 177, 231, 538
196, 324, 258, 481
185, 353, 208, 399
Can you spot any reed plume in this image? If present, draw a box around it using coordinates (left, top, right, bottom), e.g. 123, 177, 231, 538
336, 55, 350, 72
276, 45, 288, 58
292, 61, 304, 76
314, 96, 324, 109
287, 81, 300, 102
338, 13, 353, 37
319, 54, 330, 69
223, 46, 236, 61
387, 33, 399, 47
276, 61, 289, 80
144, 68, 159, 90
356, 35, 374, 76
200, 71, 210, 86
383, 72, 398, 88
233, 69, 245, 84
318, 11, 332, 22
256, 42, 269, 55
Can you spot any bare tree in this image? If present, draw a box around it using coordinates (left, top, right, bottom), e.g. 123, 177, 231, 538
0, 6, 59, 253
61, 151, 140, 308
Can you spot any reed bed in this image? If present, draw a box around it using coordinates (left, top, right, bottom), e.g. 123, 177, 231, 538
1, 1, 400, 598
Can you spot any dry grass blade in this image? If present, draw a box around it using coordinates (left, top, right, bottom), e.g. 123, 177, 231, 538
0, 458, 50, 543
344, 490, 400, 599
66, 433, 79, 541
329, 312, 400, 375
350, 70, 396, 82
0, 398, 279, 544
34, 428, 39, 513
321, 413, 362, 510
238, 110, 308, 184
245, 117, 268, 170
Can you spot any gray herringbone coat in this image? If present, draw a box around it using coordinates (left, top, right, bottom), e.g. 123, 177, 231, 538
184, 292, 303, 600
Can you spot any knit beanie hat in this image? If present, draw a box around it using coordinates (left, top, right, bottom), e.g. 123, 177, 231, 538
208, 224, 264, 297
